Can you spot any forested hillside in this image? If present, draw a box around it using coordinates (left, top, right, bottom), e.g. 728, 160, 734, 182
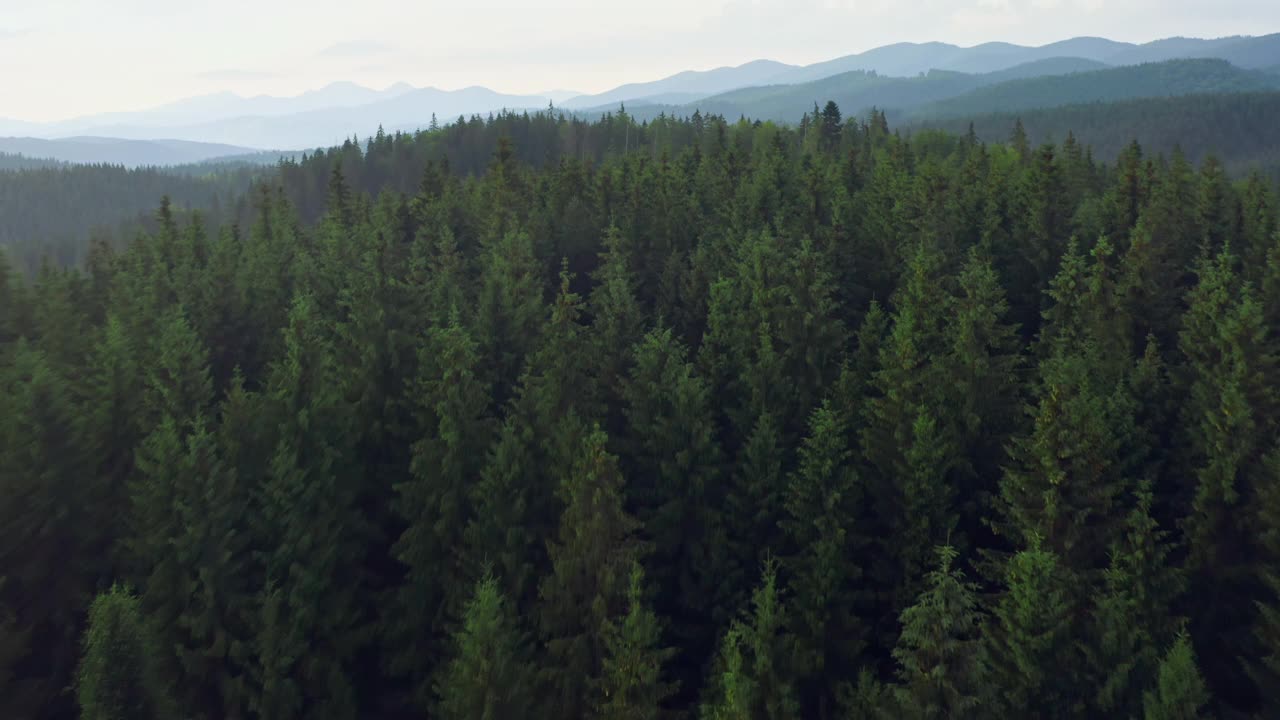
911, 91, 1280, 180
3, 104, 1280, 720
914, 58, 1280, 119
0, 163, 258, 272
0, 152, 65, 171
613, 57, 1279, 125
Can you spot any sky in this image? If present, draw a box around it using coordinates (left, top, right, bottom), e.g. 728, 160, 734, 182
1, 0, 1278, 122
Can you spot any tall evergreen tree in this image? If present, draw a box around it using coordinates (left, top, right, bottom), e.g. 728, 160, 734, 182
76, 586, 173, 720
391, 317, 495, 706
782, 401, 865, 718
434, 575, 537, 720
700, 560, 799, 720
891, 546, 988, 720
985, 540, 1080, 719
1142, 635, 1211, 720
539, 427, 642, 719
250, 294, 363, 720
597, 562, 678, 720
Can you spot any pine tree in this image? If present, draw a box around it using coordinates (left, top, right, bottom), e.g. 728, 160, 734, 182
892, 546, 987, 720
80, 316, 144, 576
597, 563, 678, 720
1142, 635, 1211, 720
127, 307, 216, 676
434, 575, 536, 720
947, 249, 1023, 522
76, 586, 173, 720
862, 240, 963, 618
539, 427, 642, 719
724, 410, 788, 612
591, 225, 646, 417
475, 230, 544, 409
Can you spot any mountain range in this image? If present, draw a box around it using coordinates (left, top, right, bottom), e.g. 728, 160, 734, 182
2, 33, 1278, 162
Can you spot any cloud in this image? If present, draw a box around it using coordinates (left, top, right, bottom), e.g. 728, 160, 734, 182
0, 27, 31, 40
194, 68, 279, 82
318, 40, 395, 58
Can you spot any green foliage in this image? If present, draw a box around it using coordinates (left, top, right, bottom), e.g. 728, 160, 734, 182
782, 401, 866, 711
76, 585, 173, 720
539, 427, 642, 719
1143, 635, 1211, 720
986, 540, 1080, 718
597, 563, 678, 720
700, 560, 799, 720
434, 575, 536, 720
3, 105, 1279, 719
891, 546, 987, 719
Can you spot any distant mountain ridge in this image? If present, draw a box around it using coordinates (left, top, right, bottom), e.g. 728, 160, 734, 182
0, 137, 267, 168
609, 56, 1271, 125
6, 32, 1279, 157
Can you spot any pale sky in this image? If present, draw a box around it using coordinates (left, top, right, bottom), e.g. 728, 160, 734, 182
1, 0, 1278, 122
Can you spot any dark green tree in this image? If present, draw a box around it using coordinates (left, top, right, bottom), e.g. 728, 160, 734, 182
782, 401, 866, 717
1142, 635, 1211, 720
597, 562, 678, 720
539, 427, 642, 719
76, 586, 173, 720
891, 546, 988, 720
434, 575, 537, 720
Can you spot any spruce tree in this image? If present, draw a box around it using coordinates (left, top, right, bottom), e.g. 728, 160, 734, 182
0, 342, 95, 718
1089, 485, 1186, 717
700, 560, 799, 720
76, 586, 173, 720
985, 540, 1080, 718
782, 401, 866, 716
597, 562, 678, 720
250, 293, 363, 720
1142, 635, 1211, 720
391, 317, 495, 706
891, 546, 987, 719
622, 327, 728, 664
434, 576, 536, 720
539, 427, 642, 719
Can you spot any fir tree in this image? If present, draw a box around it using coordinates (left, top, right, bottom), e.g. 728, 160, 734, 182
985, 540, 1080, 719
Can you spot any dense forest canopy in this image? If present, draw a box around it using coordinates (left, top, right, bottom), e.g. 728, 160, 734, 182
3, 103, 1280, 720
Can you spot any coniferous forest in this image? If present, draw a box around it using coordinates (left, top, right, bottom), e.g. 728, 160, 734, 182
4, 104, 1280, 719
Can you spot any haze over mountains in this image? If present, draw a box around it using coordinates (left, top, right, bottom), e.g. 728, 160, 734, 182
2, 32, 1278, 164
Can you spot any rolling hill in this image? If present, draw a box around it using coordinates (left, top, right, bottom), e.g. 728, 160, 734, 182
0, 152, 66, 171
0, 137, 268, 167
561, 59, 798, 109
910, 58, 1280, 120
614, 56, 1242, 124
909, 91, 1280, 179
